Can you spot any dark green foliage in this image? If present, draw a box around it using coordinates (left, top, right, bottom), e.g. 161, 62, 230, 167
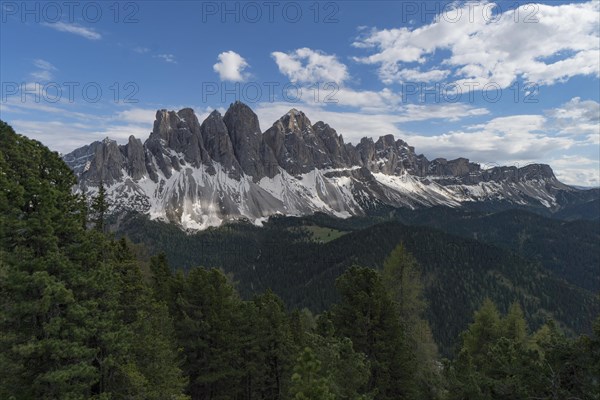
288, 347, 335, 400
392, 206, 600, 292
91, 181, 108, 233
382, 244, 443, 399
303, 333, 371, 399
0, 121, 187, 399
446, 300, 600, 400
173, 267, 245, 399
332, 266, 417, 399
116, 212, 598, 356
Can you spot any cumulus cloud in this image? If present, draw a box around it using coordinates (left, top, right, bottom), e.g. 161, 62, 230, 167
42, 22, 102, 40
402, 115, 573, 162
547, 97, 600, 137
272, 48, 349, 84
213, 51, 250, 82
548, 156, 600, 186
270, 48, 400, 113
353, 1, 600, 88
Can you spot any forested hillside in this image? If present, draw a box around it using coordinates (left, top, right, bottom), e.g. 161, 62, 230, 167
1, 121, 598, 399
391, 207, 600, 292
117, 210, 599, 354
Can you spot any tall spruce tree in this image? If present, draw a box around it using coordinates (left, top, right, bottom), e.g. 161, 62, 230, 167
382, 244, 442, 399
172, 267, 244, 400
332, 266, 416, 400
91, 181, 108, 233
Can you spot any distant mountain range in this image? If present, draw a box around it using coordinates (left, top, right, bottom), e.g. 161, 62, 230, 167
63, 102, 598, 230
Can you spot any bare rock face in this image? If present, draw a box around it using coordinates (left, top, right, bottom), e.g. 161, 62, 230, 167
63, 101, 583, 231
223, 101, 264, 178
124, 135, 145, 180
263, 109, 334, 175
313, 121, 352, 169
61, 138, 126, 187
201, 110, 241, 179
356, 137, 377, 170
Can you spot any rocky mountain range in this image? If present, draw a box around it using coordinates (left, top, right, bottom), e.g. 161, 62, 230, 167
63, 101, 594, 230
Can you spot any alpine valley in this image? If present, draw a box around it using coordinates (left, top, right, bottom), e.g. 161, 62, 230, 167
63, 102, 599, 230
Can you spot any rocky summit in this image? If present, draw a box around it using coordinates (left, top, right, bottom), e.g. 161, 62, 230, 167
63, 101, 585, 230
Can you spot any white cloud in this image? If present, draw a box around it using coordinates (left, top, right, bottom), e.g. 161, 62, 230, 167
404, 115, 574, 162
401, 103, 489, 122
547, 97, 600, 137
2, 103, 157, 153
272, 48, 349, 84
30, 70, 53, 81
392, 68, 451, 83
155, 54, 177, 64
33, 59, 57, 71
548, 156, 600, 186
30, 59, 57, 81
301, 86, 402, 113
113, 108, 157, 124
42, 22, 102, 40
133, 46, 150, 54
354, 1, 600, 88
213, 51, 250, 82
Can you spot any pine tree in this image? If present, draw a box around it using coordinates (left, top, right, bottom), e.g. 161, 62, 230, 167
173, 267, 245, 400
0, 122, 100, 399
105, 239, 188, 399
332, 266, 416, 400
288, 347, 335, 400
502, 302, 527, 343
461, 298, 502, 363
250, 290, 296, 399
382, 243, 426, 322
91, 180, 108, 233
304, 328, 372, 400
149, 253, 175, 306
381, 244, 442, 399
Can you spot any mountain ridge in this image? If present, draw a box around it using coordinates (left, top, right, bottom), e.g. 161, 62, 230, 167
63, 101, 592, 230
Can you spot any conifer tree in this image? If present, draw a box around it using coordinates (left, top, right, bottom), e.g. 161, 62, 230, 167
91, 180, 108, 233
0, 122, 187, 400
332, 266, 416, 400
382, 244, 442, 399
288, 347, 335, 400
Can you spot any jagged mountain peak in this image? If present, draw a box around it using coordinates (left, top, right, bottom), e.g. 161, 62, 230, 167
62, 103, 581, 231
207, 109, 222, 119
276, 108, 314, 135
376, 134, 396, 148
224, 101, 261, 133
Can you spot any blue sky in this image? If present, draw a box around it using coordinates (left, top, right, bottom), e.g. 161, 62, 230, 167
1, 0, 599, 185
